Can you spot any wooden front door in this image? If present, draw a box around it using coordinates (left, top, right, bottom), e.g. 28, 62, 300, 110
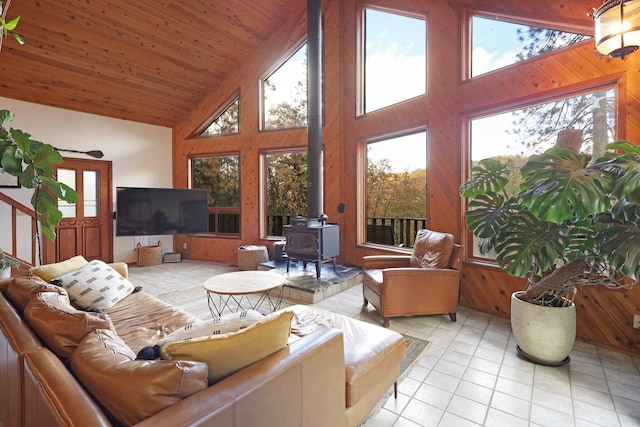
44, 158, 113, 264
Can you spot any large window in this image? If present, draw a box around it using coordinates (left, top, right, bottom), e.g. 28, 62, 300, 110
191, 155, 240, 236
262, 44, 308, 130
363, 8, 426, 114
468, 86, 616, 258
263, 150, 308, 237
471, 16, 590, 78
365, 131, 427, 248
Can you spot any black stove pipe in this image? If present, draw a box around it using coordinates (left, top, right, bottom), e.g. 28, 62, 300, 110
307, 0, 323, 221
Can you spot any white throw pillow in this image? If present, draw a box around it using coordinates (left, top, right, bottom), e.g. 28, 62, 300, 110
53, 260, 135, 310
158, 310, 264, 346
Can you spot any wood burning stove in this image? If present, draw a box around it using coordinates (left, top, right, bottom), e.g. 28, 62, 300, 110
285, 217, 339, 279
283, 0, 340, 280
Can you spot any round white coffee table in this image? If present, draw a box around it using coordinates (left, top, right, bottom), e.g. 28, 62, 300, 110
203, 270, 286, 317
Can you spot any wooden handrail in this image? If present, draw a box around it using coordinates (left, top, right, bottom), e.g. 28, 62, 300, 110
0, 192, 40, 267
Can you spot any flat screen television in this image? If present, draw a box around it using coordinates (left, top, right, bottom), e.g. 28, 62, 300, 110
116, 187, 209, 236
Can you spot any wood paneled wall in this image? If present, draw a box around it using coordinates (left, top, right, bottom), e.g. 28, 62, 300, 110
173, 0, 640, 355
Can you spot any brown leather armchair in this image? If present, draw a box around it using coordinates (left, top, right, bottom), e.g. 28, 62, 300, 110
362, 229, 463, 327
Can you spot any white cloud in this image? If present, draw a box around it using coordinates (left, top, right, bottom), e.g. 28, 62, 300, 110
365, 45, 425, 112
471, 46, 517, 77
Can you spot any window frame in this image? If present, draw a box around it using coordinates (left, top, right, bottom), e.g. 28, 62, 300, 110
259, 40, 309, 132
189, 152, 241, 238
358, 5, 427, 116
462, 10, 593, 81
190, 91, 241, 138
358, 127, 429, 250
460, 78, 624, 265
259, 147, 309, 239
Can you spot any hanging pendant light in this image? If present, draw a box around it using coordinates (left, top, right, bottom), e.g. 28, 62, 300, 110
591, 0, 640, 59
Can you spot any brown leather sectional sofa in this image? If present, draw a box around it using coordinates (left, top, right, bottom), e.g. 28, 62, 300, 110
0, 262, 404, 427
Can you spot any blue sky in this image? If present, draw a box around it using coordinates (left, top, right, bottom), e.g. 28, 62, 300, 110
268, 13, 588, 169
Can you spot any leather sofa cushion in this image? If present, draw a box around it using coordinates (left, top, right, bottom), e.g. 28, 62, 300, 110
409, 229, 454, 269
6, 275, 69, 312
24, 291, 114, 359
160, 310, 294, 383
105, 291, 199, 354
288, 305, 405, 408
71, 328, 208, 426
52, 260, 135, 310
30, 255, 88, 282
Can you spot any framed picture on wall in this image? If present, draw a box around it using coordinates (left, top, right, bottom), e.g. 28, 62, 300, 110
0, 172, 20, 188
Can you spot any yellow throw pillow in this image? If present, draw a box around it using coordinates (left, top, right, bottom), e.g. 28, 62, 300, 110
160, 310, 294, 383
30, 255, 88, 282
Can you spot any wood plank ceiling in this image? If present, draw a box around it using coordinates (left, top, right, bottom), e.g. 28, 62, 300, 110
0, 0, 305, 127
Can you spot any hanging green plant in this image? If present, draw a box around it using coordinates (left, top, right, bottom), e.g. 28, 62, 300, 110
0, 110, 78, 247
0, 0, 24, 51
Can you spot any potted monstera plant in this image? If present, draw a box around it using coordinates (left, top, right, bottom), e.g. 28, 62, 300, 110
459, 141, 640, 365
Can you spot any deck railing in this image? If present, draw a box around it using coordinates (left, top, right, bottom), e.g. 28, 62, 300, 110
265, 214, 426, 248
0, 192, 41, 268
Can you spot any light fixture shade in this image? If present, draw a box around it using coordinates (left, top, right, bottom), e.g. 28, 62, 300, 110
593, 0, 640, 58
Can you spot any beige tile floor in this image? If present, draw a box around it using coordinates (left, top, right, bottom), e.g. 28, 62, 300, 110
129, 260, 640, 427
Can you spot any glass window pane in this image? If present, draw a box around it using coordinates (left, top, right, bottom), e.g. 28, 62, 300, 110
264, 151, 308, 237
469, 87, 616, 258
471, 16, 590, 78
191, 155, 240, 235
200, 98, 239, 136
366, 131, 427, 247
263, 44, 308, 130
83, 170, 98, 217
57, 169, 76, 218
364, 9, 426, 113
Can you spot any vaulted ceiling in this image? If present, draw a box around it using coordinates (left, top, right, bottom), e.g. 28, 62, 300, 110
0, 0, 305, 127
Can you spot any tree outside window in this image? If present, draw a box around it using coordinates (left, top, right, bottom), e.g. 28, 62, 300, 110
262, 44, 308, 130
199, 98, 239, 136
264, 151, 308, 237
366, 132, 427, 247
191, 155, 240, 235
471, 16, 589, 78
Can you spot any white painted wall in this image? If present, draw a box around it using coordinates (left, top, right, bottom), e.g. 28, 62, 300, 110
0, 97, 173, 264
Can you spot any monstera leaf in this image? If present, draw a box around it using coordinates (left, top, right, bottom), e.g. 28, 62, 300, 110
459, 158, 510, 198
520, 148, 614, 224
464, 192, 512, 239
494, 211, 570, 277
598, 224, 640, 281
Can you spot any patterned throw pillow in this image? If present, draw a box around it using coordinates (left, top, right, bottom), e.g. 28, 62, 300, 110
53, 260, 135, 310
158, 310, 265, 346
160, 310, 294, 383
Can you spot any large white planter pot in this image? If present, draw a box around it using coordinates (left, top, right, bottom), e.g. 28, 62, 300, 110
0, 268, 10, 279
510, 291, 576, 366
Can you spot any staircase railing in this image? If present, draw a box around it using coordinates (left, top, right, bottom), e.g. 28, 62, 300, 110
0, 192, 41, 268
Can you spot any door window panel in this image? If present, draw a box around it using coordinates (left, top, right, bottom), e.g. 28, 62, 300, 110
57, 169, 76, 218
